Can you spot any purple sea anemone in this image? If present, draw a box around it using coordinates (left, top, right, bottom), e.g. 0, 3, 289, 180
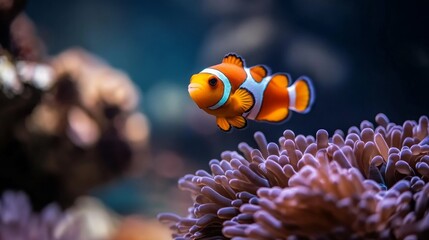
158, 114, 429, 239
0, 191, 79, 240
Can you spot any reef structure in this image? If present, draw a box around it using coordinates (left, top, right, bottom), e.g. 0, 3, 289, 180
158, 113, 429, 239
0, 0, 150, 210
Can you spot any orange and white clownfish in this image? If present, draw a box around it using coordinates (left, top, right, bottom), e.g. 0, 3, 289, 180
188, 53, 315, 131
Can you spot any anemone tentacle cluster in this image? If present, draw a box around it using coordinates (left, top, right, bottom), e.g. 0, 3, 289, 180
0, 191, 80, 240
159, 113, 429, 239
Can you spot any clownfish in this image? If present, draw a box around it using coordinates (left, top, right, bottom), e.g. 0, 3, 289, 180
188, 53, 315, 131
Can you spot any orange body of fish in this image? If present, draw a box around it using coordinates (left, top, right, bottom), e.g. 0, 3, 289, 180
188, 53, 315, 131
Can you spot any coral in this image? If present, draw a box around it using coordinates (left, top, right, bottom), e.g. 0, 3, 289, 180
0, 1, 155, 239
158, 114, 429, 239
0, 0, 149, 210
0, 47, 149, 209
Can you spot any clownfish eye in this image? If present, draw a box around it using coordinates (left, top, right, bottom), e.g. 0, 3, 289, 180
208, 78, 217, 87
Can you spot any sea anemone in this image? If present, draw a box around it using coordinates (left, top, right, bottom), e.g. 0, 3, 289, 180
158, 114, 429, 239
227, 161, 413, 239
0, 191, 79, 240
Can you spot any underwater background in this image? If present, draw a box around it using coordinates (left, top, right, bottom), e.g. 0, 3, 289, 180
0, 0, 428, 239
26, 0, 429, 172
26, 0, 429, 217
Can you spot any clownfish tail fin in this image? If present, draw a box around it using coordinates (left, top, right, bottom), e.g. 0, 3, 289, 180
288, 76, 315, 113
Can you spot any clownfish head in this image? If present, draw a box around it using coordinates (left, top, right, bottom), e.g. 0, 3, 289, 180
188, 73, 225, 109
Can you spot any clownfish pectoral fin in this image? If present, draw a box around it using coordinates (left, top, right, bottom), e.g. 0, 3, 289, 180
250, 65, 270, 82
270, 73, 290, 88
288, 76, 315, 114
216, 117, 231, 132
222, 53, 245, 67
227, 116, 247, 129
231, 88, 254, 113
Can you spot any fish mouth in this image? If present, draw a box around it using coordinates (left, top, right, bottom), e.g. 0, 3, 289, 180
188, 83, 202, 94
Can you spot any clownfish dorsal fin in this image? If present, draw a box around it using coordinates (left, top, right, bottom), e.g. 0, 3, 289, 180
222, 53, 245, 67
231, 88, 254, 113
216, 117, 231, 132
227, 116, 247, 129
270, 73, 290, 88
250, 65, 270, 82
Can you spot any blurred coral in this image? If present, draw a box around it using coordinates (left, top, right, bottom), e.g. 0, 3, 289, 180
57, 196, 119, 240
159, 114, 429, 239
0, 0, 149, 211
0, 47, 149, 209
